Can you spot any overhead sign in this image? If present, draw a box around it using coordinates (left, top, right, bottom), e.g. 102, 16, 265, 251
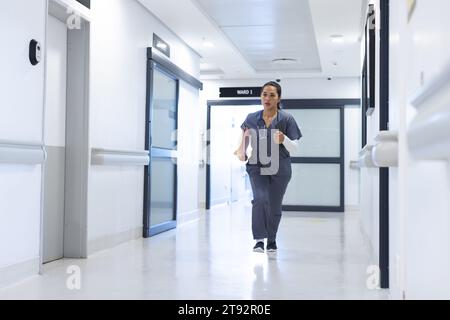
220, 87, 262, 98
153, 34, 170, 58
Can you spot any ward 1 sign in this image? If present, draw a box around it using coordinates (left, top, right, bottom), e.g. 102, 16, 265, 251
220, 87, 262, 98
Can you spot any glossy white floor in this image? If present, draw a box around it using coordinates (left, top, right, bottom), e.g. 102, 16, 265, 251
0, 201, 389, 300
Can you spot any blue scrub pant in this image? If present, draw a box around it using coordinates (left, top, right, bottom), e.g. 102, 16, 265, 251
246, 159, 292, 243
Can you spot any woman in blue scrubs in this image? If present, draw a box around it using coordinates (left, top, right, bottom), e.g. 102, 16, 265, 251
235, 81, 302, 253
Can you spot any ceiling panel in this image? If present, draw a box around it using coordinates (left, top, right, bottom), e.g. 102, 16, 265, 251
195, 0, 322, 73
139, 0, 366, 79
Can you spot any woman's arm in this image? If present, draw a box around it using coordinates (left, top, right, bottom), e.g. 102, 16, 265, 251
274, 131, 299, 154
234, 129, 250, 161
282, 135, 299, 154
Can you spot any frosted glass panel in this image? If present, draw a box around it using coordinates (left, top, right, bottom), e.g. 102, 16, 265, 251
284, 163, 340, 206
150, 158, 175, 226
288, 109, 340, 158
152, 70, 177, 150
210, 107, 233, 204
210, 105, 261, 205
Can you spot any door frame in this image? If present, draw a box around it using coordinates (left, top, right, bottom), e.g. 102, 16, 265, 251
143, 48, 202, 238
143, 63, 179, 238
41, 0, 91, 270
361, 0, 390, 289
206, 99, 360, 211
379, 0, 390, 290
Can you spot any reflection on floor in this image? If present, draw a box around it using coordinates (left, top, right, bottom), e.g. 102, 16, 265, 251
0, 201, 389, 300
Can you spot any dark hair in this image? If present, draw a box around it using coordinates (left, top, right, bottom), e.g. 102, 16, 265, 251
261, 81, 282, 109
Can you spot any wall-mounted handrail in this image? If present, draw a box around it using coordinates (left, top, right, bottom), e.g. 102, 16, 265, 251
408, 62, 450, 160
358, 144, 376, 168
0, 140, 47, 165
372, 131, 399, 168
91, 148, 150, 166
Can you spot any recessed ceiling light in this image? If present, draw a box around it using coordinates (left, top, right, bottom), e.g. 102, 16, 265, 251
331, 35, 344, 43
272, 58, 298, 65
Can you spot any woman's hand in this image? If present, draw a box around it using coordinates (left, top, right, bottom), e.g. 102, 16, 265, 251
274, 131, 285, 145
234, 149, 247, 162
234, 129, 249, 162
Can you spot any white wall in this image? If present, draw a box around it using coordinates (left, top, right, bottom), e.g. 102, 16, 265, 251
345, 106, 362, 208
359, 1, 381, 268
0, 0, 47, 142
200, 78, 361, 208
361, 0, 450, 299
388, 0, 408, 299
177, 81, 201, 214
88, 0, 200, 252
398, 0, 450, 300
0, 0, 47, 284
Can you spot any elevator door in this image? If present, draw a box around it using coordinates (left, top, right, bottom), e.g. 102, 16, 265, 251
43, 15, 67, 263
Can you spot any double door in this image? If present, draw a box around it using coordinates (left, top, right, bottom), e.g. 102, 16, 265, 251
206, 100, 346, 212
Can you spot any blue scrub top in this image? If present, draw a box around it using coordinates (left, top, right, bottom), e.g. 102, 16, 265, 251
241, 109, 302, 166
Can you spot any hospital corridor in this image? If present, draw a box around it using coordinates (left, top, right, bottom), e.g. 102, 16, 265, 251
0, 204, 388, 300
1, 0, 450, 301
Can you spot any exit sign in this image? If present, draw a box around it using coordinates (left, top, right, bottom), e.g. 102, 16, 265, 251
220, 87, 261, 98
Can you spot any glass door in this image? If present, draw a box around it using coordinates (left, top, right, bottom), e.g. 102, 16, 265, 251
144, 65, 179, 237
282, 105, 345, 212
207, 103, 260, 208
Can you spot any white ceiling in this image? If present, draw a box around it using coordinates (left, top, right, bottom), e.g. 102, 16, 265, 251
195, 0, 322, 73
138, 0, 367, 80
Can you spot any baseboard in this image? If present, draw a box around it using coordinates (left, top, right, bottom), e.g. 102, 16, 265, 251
210, 197, 230, 207
178, 209, 203, 226
0, 258, 40, 289
87, 227, 143, 256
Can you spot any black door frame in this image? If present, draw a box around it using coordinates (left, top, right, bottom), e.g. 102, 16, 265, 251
362, 53, 368, 148
379, 0, 390, 290
143, 61, 179, 238
206, 99, 360, 212
143, 48, 202, 238
362, 4, 376, 148
361, 1, 390, 289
